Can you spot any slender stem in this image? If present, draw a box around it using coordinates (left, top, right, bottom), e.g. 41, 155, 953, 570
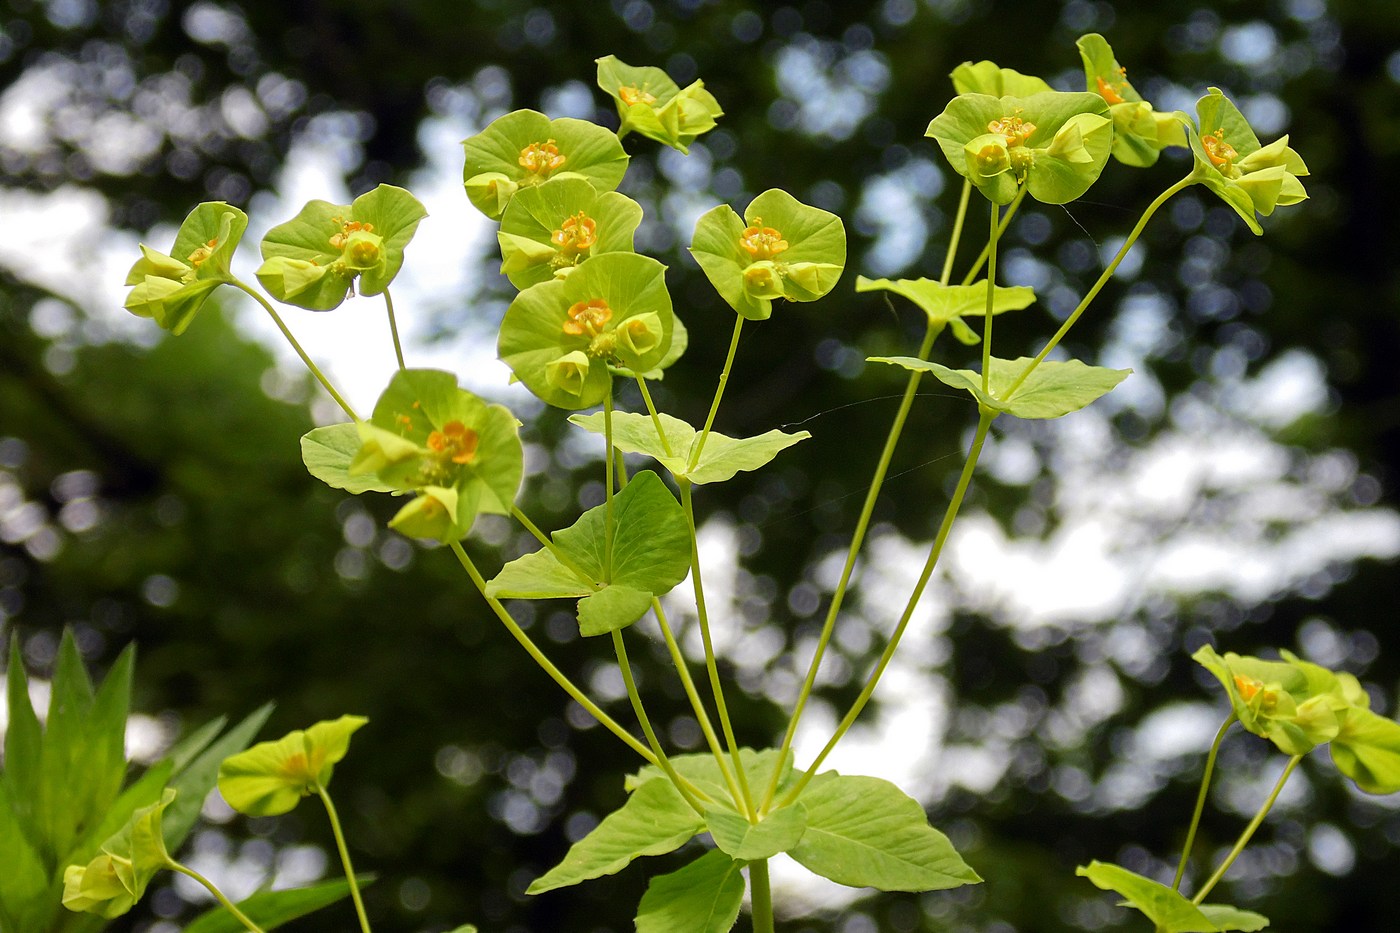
634, 374, 675, 458
650, 596, 747, 810
315, 784, 372, 933
1192, 755, 1303, 904
761, 322, 943, 812
960, 187, 1026, 286
749, 858, 775, 933
604, 385, 616, 575
781, 411, 995, 807
982, 200, 1000, 395
167, 861, 267, 933
680, 478, 754, 817
615, 448, 629, 487
939, 179, 972, 286
449, 541, 656, 762
383, 288, 406, 371
229, 279, 359, 421
1173, 715, 1237, 890
612, 629, 709, 813
689, 315, 745, 470
1006, 174, 1193, 398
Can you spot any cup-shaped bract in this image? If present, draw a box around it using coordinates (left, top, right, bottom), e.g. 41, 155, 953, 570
62, 789, 176, 919
1193, 645, 1346, 756
463, 109, 630, 220
497, 177, 643, 290
349, 369, 525, 542
1184, 87, 1309, 235
124, 202, 247, 335
499, 252, 674, 409
926, 91, 1113, 205
1076, 33, 1185, 167
950, 60, 1052, 97
690, 189, 846, 321
257, 184, 427, 311
596, 55, 724, 154
217, 715, 368, 817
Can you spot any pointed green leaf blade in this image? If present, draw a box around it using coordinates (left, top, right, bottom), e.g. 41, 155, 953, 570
686, 429, 811, 485
569, 411, 693, 476
302, 424, 397, 494
487, 545, 596, 600
577, 584, 656, 636
165, 703, 274, 846
705, 802, 806, 860
870, 356, 1130, 420
0, 779, 52, 933
554, 471, 691, 597
1076, 861, 1220, 932
3, 636, 43, 832
789, 773, 980, 892
855, 277, 1036, 325
85, 645, 136, 829
634, 849, 745, 933
1198, 904, 1270, 932
528, 779, 704, 894
40, 630, 98, 860
182, 876, 374, 933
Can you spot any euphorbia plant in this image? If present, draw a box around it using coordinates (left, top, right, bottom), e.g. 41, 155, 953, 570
69, 30, 1400, 933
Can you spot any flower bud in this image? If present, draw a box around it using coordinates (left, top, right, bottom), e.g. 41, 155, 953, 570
616, 312, 663, 363
546, 350, 591, 397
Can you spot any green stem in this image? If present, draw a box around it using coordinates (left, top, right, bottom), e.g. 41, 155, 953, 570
230, 279, 359, 421
982, 200, 1000, 395
749, 858, 775, 933
635, 374, 675, 459
781, 410, 995, 807
383, 288, 406, 371
940, 179, 972, 286
166, 861, 267, 933
449, 541, 657, 763
1173, 715, 1236, 891
604, 384, 616, 575
511, 505, 598, 587
960, 187, 1025, 286
650, 596, 748, 811
680, 478, 754, 817
1006, 174, 1193, 398
1191, 755, 1303, 905
612, 629, 710, 813
689, 315, 745, 470
315, 784, 372, 933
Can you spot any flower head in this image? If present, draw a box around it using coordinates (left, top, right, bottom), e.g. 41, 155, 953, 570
496, 177, 644, 290
62, 790, 176, 918
123, 202, 247, 335
1076, 33, 1186, 167
596, 55, 724, 154
217, 716, 367, 816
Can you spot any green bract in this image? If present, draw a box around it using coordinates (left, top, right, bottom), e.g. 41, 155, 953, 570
855, 276, 1036, 345
1076, 33, 1185, 167
596, 55, 723, 154
950, 60, 1052, 97
926, 91, 1113, 205
1076, 862, 1268, 932
497, 177, 643, 289
124, 202, 247, 335
217, 715, 367, 817
569, 411, 810, 485
61, 789, 175, 919
462, 109, 630, 220
690, 189, 846, 320
498, 252, 674, 409
257, 184, 426, 312
870, 356, 1130, 420
1184, 87, 1309, 235
346, 369, 524, 542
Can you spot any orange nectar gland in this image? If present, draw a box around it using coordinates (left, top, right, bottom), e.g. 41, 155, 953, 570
619, 85, 657, 107
739, 220, 789, 261
329, 217, 375, 251
562, 298, 613, 337
427, 421, 480, 465
519, 139, 566, 177
1233, 674, 1278, 710
1202, 129, 1239, 172
1095, 67, 1129, 106
552, 212, 598, 256
186, 237, 219, 269
988, 113, 1036, 146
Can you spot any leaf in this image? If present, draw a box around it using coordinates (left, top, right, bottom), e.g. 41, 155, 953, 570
3, 635, 43, 836
788, 773, 980, 892
40, 629, 97, 858
182, 875, 374, 933
0, 779, 51, 933
1332, 706, 1400, 794
568, 411, 810, 484
634, 849, 745, 933
628, 748, 794, 807
528, 779, 704, 894
302, 424, 396, 494
577, 584, 656, 637
855, 277, 1036, 326
1076, 861, 1266, 932
165, 703, 274, 848
869, 356, 1130, 420
705, 802, 806, 860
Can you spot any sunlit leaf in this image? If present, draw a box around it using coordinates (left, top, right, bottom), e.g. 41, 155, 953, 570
870, 356, 1130, 420
634, 849, 745, 933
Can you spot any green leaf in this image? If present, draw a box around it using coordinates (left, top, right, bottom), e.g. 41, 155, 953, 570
855, 276, 1036, 326
0, 779, 51, 933
3, 635, 43, 837
165, 703, 274, 848
1076, 861, 1267, 932
705, 802, 806, 860
497, 177, 644, 289
635, 849, 745, 933
690, 188, 846, 320
498, 252, 674, 409
788, 773, 980, 892
182, 875, 374, 933
528, 779, 704, 894
870, 356, 1130, 420
487, 471, 690, 635
628, 748, 794, 807
568, 411, 810, 484
302, 423, 397, 494
40, 630, 99, 861
1331, 706, 1400, 794
218, 715, 367, 817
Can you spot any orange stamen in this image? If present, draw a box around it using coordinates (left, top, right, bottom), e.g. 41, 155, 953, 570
739, 219, 789, 260
519, 139, 566, 176
427, 420, 479, 465
562, 298, 613, 337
